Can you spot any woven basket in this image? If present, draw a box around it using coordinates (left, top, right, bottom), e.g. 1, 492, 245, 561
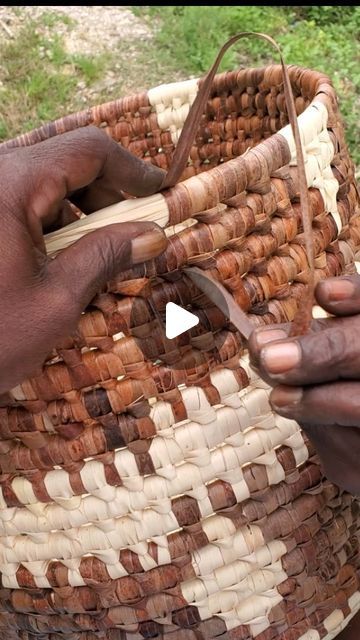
0, 35, 360, 640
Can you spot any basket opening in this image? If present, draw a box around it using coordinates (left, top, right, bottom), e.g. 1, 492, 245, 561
106, 67, 314, 184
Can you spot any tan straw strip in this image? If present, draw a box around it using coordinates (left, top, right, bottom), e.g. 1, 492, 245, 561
45, 193, 169, 256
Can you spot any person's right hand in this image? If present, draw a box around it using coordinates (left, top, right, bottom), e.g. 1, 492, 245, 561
249, 274, 360, 495
0, 127, 167, 394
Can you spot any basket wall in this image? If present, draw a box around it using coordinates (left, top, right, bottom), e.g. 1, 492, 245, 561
0, 65, 360, 640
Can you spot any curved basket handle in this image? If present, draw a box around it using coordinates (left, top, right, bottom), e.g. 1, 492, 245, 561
162, 32, 314, 336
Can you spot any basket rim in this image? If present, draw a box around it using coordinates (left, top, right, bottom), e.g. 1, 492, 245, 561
0, 63, 335, 153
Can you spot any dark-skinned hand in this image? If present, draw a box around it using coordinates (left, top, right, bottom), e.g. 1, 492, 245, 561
1, 127, 359, 639
249, 276, 360, 638
0, 127, 167, 395
249, 274, 360, 495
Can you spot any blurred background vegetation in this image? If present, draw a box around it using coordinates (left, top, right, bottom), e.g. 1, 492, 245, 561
0, 5, 359, 166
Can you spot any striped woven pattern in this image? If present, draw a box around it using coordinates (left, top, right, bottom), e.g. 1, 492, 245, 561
0, 65, 360, 640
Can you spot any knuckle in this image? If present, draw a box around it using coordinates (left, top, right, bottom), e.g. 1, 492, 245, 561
92, 231, 130, 283
23, 145, 66, 199
313, 327, 348, 372
95, 234, 116, 283
80, 125, 111, 152
48, 263, 82, 323
136, 161, 165, 195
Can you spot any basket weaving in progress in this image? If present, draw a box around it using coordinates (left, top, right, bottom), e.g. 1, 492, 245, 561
0, 33, 360, 640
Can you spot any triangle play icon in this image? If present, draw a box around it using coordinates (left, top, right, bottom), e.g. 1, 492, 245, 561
165, 302, 199, 339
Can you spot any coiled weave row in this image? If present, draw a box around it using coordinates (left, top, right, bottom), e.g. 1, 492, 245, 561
0, 61, 359, 639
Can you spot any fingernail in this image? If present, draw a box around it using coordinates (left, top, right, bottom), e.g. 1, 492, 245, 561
254, 328, 288, 348
261, 341, 301, 374
271, 385, 303, 410
132, 230, 167, 263
321, 278, 355, 301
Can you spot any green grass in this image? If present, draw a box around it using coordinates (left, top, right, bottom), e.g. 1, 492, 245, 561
40, 10, 75, 29
138, 6, 288, 72
72, 54, 106, 82
1, 6, 359, 168
137, 6, 360, 165
0, 16, 107, 141
0, 10, 182, 143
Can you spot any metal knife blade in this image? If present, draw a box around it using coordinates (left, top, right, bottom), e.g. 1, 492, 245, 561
184, 266, 253, 340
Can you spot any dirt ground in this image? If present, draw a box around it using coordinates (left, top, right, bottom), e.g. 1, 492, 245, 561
0, 6, 152, 54
0, 5, 179, 102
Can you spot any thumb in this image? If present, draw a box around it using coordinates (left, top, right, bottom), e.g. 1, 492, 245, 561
315, 274, 360, 316
47, 221, 166, 311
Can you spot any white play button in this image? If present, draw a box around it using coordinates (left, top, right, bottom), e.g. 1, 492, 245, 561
165, 302, 199, 339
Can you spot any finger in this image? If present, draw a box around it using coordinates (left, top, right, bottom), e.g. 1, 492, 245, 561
248, 325, 290, 369
300, 422, 360, 494
316, 274, 360, 316
0, 222, 167, 393
270, 382, 360, 427
249, 316, 360, 386
270, 383, 360, 494
23, 126, 165, 221
248, 316, 343, 375
249, 273, 360, 361
47, 221, 167, 314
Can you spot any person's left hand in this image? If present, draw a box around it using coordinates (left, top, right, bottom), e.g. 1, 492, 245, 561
0, 127, 167, 394
248, 274, 360, 495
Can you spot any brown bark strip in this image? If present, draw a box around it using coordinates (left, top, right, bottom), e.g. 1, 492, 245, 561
162, 32, 314, 337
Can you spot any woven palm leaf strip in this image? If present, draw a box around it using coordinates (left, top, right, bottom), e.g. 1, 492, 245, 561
0, 62, 360, 640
